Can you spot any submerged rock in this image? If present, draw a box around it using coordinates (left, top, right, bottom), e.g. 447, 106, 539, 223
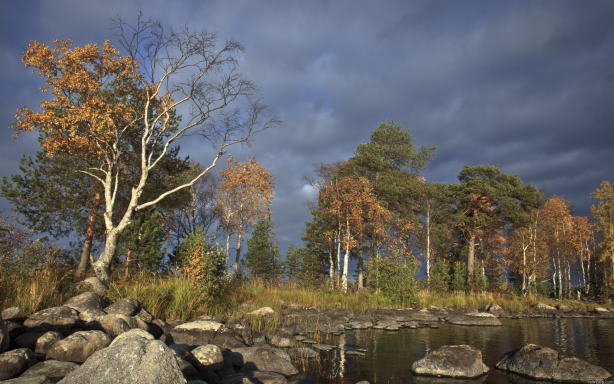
496, 344, 612, 383
411, 345, 489, 379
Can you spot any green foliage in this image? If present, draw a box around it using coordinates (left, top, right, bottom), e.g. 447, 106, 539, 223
366, 255, 417, 306
120, 209, 166, 271
429, 260, 451, 292
451, 261, 467, 291
284, 243, 304, 281
174, 228, 227, 299
244, 218, 281, 281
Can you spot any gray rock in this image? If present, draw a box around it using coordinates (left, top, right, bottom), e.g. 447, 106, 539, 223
411, 345, 489, 379
76, 309, 106, 323
58, 334, 186, 384
311, 343, 336, 352
175, 356, 202, 381
229, 346, 298, 376
1, 319, 9, 353
134, 307, 153, 323
447, 312, 502, 326
2, 308, 25, 322
532, 303, 557, 312
34, 332, 62, 357
0, 376, 53, 384
110, 328, 154, 346
171, 321, 245, 348
20, 360, 79, 382
247, 307, 276, 316
485, 303, 504, 314
46, 330, 111, 363
63, 292, 103, 314
0, 348, 35, 380
104, 298, 140, 316
222, 371, 288, 384
23, 307, 79, 334
287, 347, 318, 359
496, 344, 612, 383
97, 314, 131, 337
266, 332, 295, 348
191, 344, 224, 371
345, 320, 372, 329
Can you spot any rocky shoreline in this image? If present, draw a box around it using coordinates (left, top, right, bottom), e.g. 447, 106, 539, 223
1, 292, 613, 383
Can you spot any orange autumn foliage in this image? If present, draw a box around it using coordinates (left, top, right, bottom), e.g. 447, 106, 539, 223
13, 40, 143, 156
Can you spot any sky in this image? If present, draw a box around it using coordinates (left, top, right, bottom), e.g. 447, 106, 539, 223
1, 0, 613, 255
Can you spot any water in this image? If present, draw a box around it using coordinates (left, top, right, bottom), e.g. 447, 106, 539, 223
301, 318, 614, 383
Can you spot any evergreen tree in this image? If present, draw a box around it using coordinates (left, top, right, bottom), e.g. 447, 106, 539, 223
119, 208, 166, 272
284, 244, 304, 281
244, 218, 281, 281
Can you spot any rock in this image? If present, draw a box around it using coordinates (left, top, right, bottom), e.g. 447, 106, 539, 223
266, 332, 295, 348
346, 320, 372, 329
532, 303, 557, 312
23, 307, 79, 333
485, 303, 504, 314
73, 277, 106, 296
287, 347, 318, 359
97, 314, 131, 337
186, 381, 208, 384
311, 343, 336, 352
0, 348, 35, 380
134, 307, 153, 323
496, 344, 612, 383
222, 371, 288, 384
2, 308, 25, 322
229, 346, 298, 376
20, 360, 79, 382
104, 298, 140, 316
76, 309, 106, 323
594, 307, 609, 314
373, 320, 401, 330
247, 307, 276, 316
1, 319, 9, 353
15, 333, 45, 350
191, 344, 224, 371
1, 376, 53, 383
175, 355, 202, 380
34, 331, 62, 357
110, 328, 154, 346
59, 334, 186, 384
63, 292, 103, 314
556, 304, 571, 312
171, 321, 245, 348
46, 330, 111, 363
411, 345, 489, 379
447, 312, 502, 326
355, 382, 370, 384
5, 321, 25, 339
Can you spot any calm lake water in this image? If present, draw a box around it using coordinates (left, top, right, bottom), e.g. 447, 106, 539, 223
300, 318, 614, 384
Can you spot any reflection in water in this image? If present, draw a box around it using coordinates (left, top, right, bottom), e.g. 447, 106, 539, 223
303, 318, 614, 384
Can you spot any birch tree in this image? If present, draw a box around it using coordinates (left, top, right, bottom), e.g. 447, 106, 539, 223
12, 17, 274, 285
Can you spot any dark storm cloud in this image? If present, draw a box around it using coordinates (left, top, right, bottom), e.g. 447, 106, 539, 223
1, 1, 613, 252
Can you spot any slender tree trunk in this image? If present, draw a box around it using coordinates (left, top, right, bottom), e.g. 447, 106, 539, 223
336, 227, 341, 286
552, 256, 558, 298
426, 205, 431, 286
341, 217, 350, 292
580, 254, 586, 297
74, 192, 101, 281
586, 245, 591, 295
467, 233, 476, 289
225, 232, 231, 271
521, 239, 528, 296
93, 229, 121, 286
233, 227, 243, 274
567, 260, 572, 299
357, 254, 364, 290
124, 249, 132, 278
557, 257, 563, 299
328, 250, 335, 288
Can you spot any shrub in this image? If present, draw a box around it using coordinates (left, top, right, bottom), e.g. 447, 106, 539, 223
366, 255, 417, 306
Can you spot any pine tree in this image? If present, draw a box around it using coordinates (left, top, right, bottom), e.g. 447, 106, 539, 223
284, 244, 304, 281
244, 218, 281, 281
120, 209, 166, 273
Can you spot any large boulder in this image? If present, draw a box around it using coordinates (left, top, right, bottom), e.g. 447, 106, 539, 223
110, 328, 154, 346
191, 344, 224, 371
496, 344, 612, 383
0, 376, 54, 383
447, 312, 502, 326
104, 298, 140, 316
411, 345, 489, 379
58, 333, 186, 384
532, 303, 557, 313
34, 332, 62, 357
64, 292, 103, 314
23, 307, 79, 334
96, 314, 131, 337
46, 330, 111, 363
1, 319, 9, 353
222, 371, 288, 384
0, 348, 35, 380
2, 308, 25, 322
171, 320, 245, 348
229, 346, 298, 376
72, 277, 106, 296
20, 360, 79, 382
